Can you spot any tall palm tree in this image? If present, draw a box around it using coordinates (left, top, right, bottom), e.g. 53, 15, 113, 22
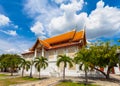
74, 47, 91, 84
34, 56, 48, 79
56, 54, 73, 80
20, 58, 31, 77
29, 60, 34, 78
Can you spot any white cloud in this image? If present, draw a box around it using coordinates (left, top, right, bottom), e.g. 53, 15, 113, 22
24, 0, 62, 22
0, 38, 33, 54
24, 0, 63, 38
31, 21, 46, 39
8, 30, 17, 36
54, 0, 66, 4
5, 48, 17, 53
0, 14, 10, 26
0, 30, 17, 36
86, 0, 120, 39
49, 0, 87, 36
49, 0, 120, 39
25, 0, 120, 40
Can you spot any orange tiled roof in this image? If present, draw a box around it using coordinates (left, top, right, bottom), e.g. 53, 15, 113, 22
51, 42, 80, 49
29, 38, 51, 51
72, 30, 84, 42
39, 39, 51, 48
29, 29, 86, 51
44, 30, 76, 45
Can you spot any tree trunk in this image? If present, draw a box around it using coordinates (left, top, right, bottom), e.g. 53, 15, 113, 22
22, 68, 24, 77
63, 66, 65, 80
85, 69, 88, 85
39, 69, 41, 79
30, 65, 33, 78
11, 68, 13, 76
94, 67, 107, 77
94, 67, 112, 79
106, 66, 112, 79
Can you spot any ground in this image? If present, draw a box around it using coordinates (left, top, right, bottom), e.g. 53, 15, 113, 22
0, 73, 120, 86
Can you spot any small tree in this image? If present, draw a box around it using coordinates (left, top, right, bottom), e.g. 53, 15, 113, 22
8, 54, 22, 76
56, 54, 73, 80
34, 56, 48, 79
20, 58, 31, 77
89, 41, 119, 79
74, 47, 92, 84
0, 54, 9, 72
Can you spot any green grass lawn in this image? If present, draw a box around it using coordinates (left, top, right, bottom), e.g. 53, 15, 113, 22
55, 82, 98, 86
0, 76, 39, 86
0, 73, 9, 77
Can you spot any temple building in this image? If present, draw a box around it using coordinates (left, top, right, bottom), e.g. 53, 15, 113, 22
21, 29, 87, 77
21, 29, 120, 77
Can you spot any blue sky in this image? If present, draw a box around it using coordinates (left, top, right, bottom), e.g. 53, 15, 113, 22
0, 0, 120, 54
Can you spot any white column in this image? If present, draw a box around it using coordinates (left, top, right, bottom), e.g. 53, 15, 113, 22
65, 47, 68, 56
32, 49, 37, 75
54, 49, 58, 61
42, 47, 44, 57
34, 49, 37, 58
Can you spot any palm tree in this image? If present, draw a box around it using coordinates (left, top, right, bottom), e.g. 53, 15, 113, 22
34, 56, 48, 79
56, 54, 73, 80
20, 58, 31, 77
29, 60, 34, 78
74, 47, 91, 84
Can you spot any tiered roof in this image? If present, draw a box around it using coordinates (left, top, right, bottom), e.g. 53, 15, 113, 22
22, 29, 86, 55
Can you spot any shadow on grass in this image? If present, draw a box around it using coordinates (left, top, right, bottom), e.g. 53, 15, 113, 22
76, 76, 120, 84
56, 79, 97, 86
22, 76, 49, 81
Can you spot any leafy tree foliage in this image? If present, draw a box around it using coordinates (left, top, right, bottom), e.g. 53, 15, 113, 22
75, 41, 119, 79
0, 54, 22, 76
90, 42, 119, 79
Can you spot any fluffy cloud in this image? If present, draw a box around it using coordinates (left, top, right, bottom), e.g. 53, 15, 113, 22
49, 0, 120, 39
54, 0, 65, 4
0, 14, 10, 26
31, 21, 46, 39
48, 0, 87, 36
25, 0, 120, 40
24, 0, 62, 22
24, 0, 63, 38
0, 38, 33, 54
0, 30, 17, 36
86, 0, 120, 39
0, 14, 19, 37
7, 30, 17, 36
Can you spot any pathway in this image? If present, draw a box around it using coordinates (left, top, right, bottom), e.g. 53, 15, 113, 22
8, 74, 120, 86
10, 77, 60, 86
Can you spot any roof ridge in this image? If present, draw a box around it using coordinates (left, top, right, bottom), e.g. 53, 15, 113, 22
81, 29, 85, 38
71, 29, 76, 41
39, 39, 51, 48
44, 29, 76, 41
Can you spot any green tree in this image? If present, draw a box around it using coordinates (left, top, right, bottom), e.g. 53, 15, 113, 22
34, 56, 48, 79
89, 41, 119, 79
0, 54, 22, 76
56, 54, 73, 80
20, 58, 31, 77
0, 54, 9, 72
74, 47, 92, 84
7, 54, 21, 76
